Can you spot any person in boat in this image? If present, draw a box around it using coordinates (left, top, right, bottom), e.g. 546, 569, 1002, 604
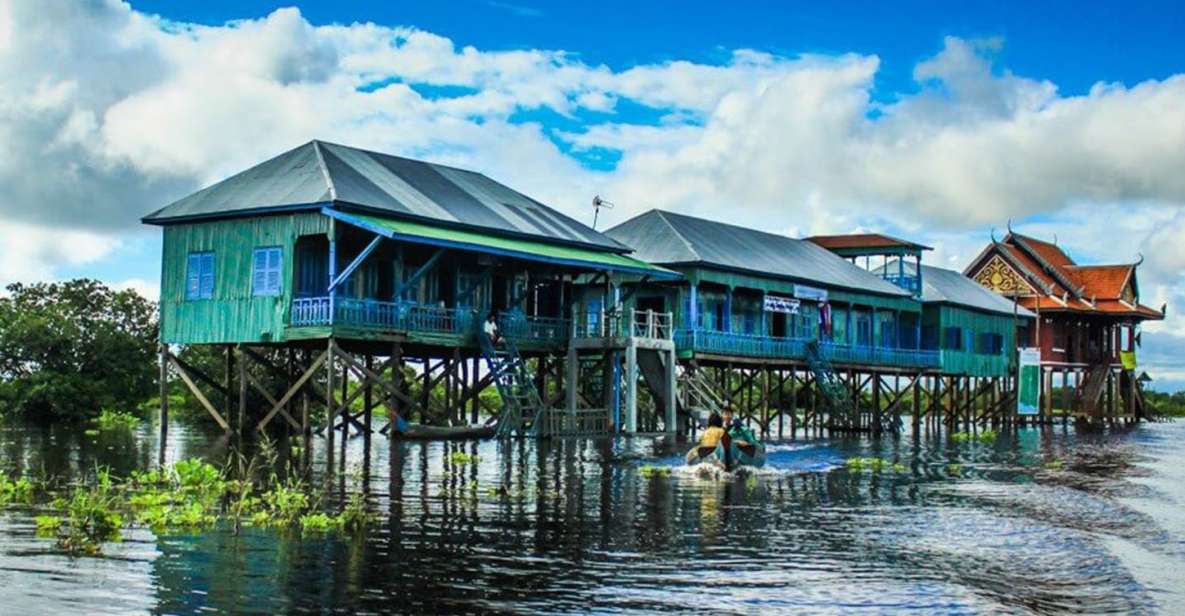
721, 408, 758, 447
699, 412, 726, 448
483, 313, 501, 345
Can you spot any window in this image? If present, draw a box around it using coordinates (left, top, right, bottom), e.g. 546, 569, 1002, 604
252, 247, 283, 296
186, 252, 215, 300
943, 326, 963, 351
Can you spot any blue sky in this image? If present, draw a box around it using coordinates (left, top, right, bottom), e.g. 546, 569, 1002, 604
3, 1, 1185, 389
135, 0, 1184, 97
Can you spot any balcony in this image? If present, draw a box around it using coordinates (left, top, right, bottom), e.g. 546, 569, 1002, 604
674, 328, 940, 369
290, 296, 568, 346
572, 308, 674, 341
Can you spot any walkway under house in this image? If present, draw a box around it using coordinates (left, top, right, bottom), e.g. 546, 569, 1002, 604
143, 140, 676, 463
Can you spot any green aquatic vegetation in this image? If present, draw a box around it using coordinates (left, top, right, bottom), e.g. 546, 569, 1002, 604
336, 492, 373, 534
1042, 459, 1065, 471
638, 465, 671, 477
951, 430, 998, 444
34, 515, 62, 536
53, 480, 125, 556
946, 464, 963, 475
258, 480, 314, 527
95, 409, 139, 431
844, 458, 910, 474
449, 451, 479, 465
299, 513, 337, 534
0, 474, 35, 505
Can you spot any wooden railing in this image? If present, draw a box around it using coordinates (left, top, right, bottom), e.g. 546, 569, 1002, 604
290, 296, 566, 345
572, 307, 674, 341
674, 328, 940, 368
533, 407, 612, 437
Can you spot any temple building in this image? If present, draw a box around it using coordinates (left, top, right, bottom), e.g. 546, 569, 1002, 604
963, 230, 1165, 420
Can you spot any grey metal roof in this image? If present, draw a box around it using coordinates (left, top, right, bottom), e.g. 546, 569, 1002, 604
142, 140, 627, 252
883, 261, 1035, 317
606, 210, 913, 297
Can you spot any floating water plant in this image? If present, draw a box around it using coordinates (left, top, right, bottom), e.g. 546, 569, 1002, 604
95, 409, 140, 431
946, 464, 963, 475
449, 451, 479, 465
951, 430, 998, 444
0, 474, 34, 505
638, 465, 671, 477
1042, 459, 1065, 471
844, 457, 907, 473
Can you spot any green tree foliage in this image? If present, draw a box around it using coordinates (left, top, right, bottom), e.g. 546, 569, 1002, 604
1145, 390, 1185, 417
0, 279, 158, 421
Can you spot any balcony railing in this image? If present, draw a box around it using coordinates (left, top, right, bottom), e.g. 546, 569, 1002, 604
674, 328, 940, 368
289, 296, 566, 345
572, 307, 673, 341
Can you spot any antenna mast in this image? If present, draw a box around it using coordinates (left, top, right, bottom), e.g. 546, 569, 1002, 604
591, 195, 614, 230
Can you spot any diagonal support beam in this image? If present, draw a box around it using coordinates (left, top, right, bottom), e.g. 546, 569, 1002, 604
329, 233, 383, 292
393, 248, 445, 300
256, 350, 327, 432
168, 354, 230, 432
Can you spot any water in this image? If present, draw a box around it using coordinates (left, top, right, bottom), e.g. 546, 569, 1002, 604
1, 418, 1184, 614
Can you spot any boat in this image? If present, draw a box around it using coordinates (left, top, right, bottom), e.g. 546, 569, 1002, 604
684, 435, 767, 471
394, 423, 496, 440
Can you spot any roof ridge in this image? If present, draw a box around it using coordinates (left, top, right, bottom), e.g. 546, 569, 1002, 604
310, 140, 338, 202
1011, 234, 1084, 297
657, 208, 800, 244
653, 210, 701, 261
313, 139, 486, 177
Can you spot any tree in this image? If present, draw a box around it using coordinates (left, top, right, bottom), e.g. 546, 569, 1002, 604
0, 279, 158, 421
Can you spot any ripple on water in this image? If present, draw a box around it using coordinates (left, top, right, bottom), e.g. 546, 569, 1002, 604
0, 419, 1184, 613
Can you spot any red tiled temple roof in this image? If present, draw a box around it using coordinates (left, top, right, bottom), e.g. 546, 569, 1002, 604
806, 233, 932, 251
967, 232, 1163, 321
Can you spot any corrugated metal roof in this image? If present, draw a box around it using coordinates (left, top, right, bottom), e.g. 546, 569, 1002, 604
884, 260, 1035, 317
607, 210, 913, 297
143, 140, 626, 252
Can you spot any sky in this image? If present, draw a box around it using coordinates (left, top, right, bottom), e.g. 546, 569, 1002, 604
1, 0, 1184, 389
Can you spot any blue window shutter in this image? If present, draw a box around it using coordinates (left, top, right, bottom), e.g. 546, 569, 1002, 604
186, 254, 200, 300
199, 253, 215, 298
253, 247, 283, 296
267, 248, 281, 294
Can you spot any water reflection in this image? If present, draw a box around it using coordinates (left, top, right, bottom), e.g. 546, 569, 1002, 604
0, 417, 1182, 614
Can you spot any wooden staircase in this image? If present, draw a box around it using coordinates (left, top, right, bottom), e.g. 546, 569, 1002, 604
479, 327, 546, 438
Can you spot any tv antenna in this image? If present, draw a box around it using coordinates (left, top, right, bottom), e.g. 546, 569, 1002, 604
591, 195, 614, 230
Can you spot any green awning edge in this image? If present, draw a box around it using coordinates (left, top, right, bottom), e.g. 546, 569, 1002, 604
324, 208, 679, 279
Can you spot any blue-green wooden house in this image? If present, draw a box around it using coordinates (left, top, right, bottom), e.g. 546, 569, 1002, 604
601, 210, 938, 370
880, 261, 1035, 377
142, 140, 670, 352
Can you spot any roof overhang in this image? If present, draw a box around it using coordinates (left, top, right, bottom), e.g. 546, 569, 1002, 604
324, 207, 679, 279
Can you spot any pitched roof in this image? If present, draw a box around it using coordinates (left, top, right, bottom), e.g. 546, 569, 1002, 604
606, 210, 912, 297
881, 261, 1034, 318
805, 233, 932, 252
964, 231, 1163, 320
142, 140, 627, 252
1065, 265, 1133, 300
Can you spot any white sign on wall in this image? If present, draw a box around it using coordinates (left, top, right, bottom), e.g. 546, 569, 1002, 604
764, 295, 801, 313
794, 284, 828, 302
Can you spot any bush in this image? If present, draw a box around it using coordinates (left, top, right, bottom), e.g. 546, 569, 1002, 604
0, 280, 157, 421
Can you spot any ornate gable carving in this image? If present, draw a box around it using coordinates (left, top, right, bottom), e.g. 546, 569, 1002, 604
972, 254, 1032, 296
1121, 279, 1136, 304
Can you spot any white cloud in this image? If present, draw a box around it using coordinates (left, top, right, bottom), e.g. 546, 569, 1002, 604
0, 2, 1183, 386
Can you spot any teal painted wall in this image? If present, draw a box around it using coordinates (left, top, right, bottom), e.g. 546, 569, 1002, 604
924, 304, 1019, 377
160, 213, 330, 344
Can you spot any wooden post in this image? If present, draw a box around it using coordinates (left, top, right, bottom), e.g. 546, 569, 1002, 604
224, 345, 233, 428
237, 345, 248, 436
326, 339, 336, 461
911, 373, 921, 437
158, 345, 169, 467
364, 354, 374, 437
